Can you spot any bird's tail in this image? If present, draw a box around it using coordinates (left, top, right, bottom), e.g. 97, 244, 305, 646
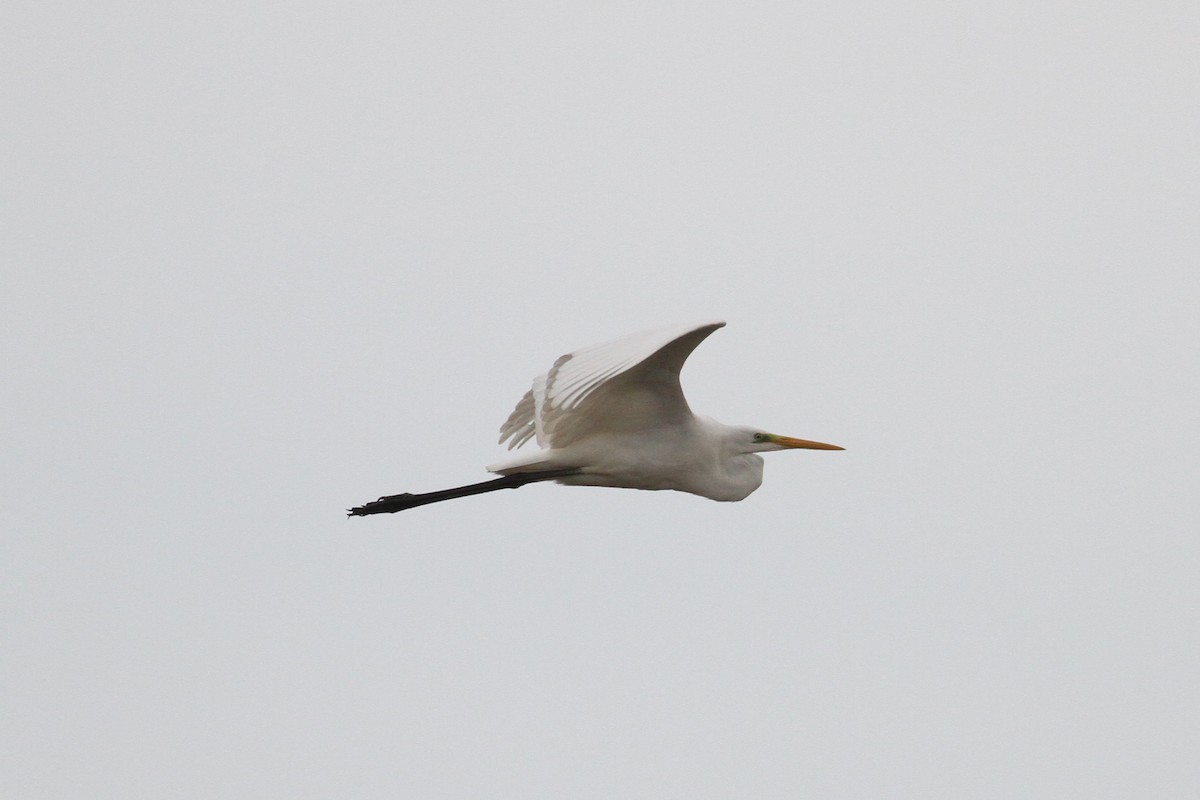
485, 450, 568, 476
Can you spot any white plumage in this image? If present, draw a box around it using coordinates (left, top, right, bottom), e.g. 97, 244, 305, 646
487, 320, 842, 501
495, 321, 724, 453
349, 320, 842, 516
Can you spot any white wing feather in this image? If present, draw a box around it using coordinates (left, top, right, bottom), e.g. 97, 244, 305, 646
497, 320, 726, 451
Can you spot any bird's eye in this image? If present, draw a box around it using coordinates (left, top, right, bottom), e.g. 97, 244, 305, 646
753, 433, 766, 442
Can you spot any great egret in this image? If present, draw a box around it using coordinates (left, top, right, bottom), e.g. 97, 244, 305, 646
349, 320, 842, 516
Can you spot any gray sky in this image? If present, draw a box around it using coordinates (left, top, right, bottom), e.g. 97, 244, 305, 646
3, 2, 1198, 797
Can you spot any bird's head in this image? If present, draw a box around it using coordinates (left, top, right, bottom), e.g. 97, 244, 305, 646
736, 426, 844, 454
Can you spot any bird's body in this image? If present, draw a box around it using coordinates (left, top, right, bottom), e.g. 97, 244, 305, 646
491, 415, 767, 501
349, 320, 841, 516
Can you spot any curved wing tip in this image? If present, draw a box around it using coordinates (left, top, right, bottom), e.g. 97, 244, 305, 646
680, 319, 726, 333
694, 319, 727, 335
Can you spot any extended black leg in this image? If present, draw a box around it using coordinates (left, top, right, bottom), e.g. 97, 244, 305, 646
347, 468, 582, 516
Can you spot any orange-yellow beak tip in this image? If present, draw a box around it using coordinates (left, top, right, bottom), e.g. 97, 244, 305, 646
775, 435, 845, 451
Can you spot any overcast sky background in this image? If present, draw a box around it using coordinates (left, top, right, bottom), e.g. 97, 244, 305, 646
3, 2, 1198, 797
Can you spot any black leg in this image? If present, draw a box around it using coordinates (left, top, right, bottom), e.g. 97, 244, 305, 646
347, 468, 581, 516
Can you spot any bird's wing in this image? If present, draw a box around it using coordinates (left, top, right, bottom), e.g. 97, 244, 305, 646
498, 320, 726, 450
497, 389, 538, 450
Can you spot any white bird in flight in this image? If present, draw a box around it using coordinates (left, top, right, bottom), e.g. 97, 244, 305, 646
349, 320, 843, 516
